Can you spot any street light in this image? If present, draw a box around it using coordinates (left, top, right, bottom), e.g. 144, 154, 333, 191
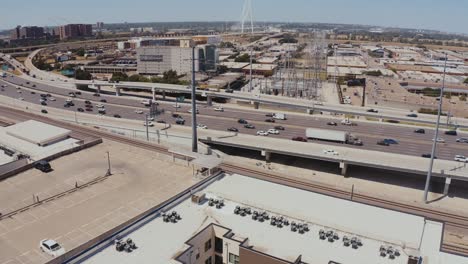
423, 53, 448, 203
105, 151, 112, 176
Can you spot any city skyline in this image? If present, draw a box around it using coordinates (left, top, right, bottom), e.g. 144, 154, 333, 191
1, 0, 467, 34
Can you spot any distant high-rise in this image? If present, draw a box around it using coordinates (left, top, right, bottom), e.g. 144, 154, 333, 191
96, 22, 104, 29
58, 24, 93, 40
10, 26, 45, 40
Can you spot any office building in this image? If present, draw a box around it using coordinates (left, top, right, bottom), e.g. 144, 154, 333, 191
96, 22, 104, 29
58, 24, 93, 40
10, 26, 44, 40
137, 45, 199, 75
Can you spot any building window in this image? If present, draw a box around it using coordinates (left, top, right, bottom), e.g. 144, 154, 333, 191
214, 237, 223, 254
205, 239, 212, 252
229, 253, 239, 264
205, 256, 212, 264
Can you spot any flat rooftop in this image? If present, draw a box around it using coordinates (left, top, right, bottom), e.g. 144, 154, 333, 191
5, 120, 71, 146
82, 174, 467, 264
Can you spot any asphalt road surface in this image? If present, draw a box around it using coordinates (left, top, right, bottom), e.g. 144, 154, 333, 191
1, 75, 467, 161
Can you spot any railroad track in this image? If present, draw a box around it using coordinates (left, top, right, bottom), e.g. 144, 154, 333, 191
221, 163, 468, 256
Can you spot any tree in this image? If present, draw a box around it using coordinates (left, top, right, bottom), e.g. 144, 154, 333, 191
76, 48, 85, 57
219, 42, 235, 49
464, 78, 468, 84
75, 69, 92, 80
128, 74, 150, 82
235, 53, 256, 63
111, 72, 128, 82
460, 95, 467, 101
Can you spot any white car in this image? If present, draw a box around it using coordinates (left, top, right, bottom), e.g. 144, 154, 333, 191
49, 97, 56, 101
432, 138, 445, 143
135, 110, 144, 114
96, 104, 105, 108
256, 130, 269, 136
197, 124, 208, 129
173, 104, 181, 108
454, 155, 468, 162
214, 107, 224, 112
188, 109, 199, 114
323, 149, 339, 156
267, 129, 279, 135
18, 97, 24, 101
143, 121, 154, 127
66, 98, 73, 103
39, 239, 65, 257
147, 117, 155, 121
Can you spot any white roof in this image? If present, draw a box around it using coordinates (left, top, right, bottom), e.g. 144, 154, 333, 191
82, 174, 451, 264
5, 120, 71, 146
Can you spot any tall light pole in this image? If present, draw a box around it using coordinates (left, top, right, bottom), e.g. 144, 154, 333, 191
423, 53, 448, 203
191, 46, 198, 153
105, 151, 112, 176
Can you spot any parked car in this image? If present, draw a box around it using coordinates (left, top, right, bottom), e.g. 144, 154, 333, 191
39, 239, 65, 257
227, 127, 239, 132
414, 129, 425, 134
265, 113, 274, 117
143, 121, 154, 127
244, 124, 255, 129
156, 120, 166, 124
93, 93, 100, 97
85, 100, 91, 104
172, 114, 181, 118
49, 97, 56, 101
292, 136, 307, 142
35, 160, 52, 172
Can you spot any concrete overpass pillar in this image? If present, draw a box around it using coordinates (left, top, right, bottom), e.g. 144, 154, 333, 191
443, 176, 451, 196
340, 162, 348, 177
254, 102, 260, 110
115, 86, 120, 96
207, 95, 212, 106
96, 85, 101, 94
261, 150, 272, 162
152, 87, 156, 101
162, 90, 166, 100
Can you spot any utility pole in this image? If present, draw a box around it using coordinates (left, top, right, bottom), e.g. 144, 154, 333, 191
423, 53, 448, 203
191, 46, 198, 153
145, 114, 149, 141
105, 151, 112, 176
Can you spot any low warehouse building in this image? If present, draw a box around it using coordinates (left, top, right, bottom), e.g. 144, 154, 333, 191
5, 120, 71, 146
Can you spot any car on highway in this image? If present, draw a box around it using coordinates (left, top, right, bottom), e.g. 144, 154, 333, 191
41, 101, 47, 106
387, 119, 400, 124
225, 88, 234, 93
18, 97, 24, 101
40, 98, 47, 103
341, 120, 356, 126
214, 107, 224, 112
238, 119, 248, 124
143, 121, 154, 127
31, 91, 36, 94
376, 139, 390, 146
456, 138, 468, 143
265, 118, 275, 123
432, 138, 445, 143
85, 100, 91, 104
414, 129, 425, 134
66, 98, 73, 103
188, 108, 199, 114
173, 104, 181, 108
32, 84, 36, 87
274, 126, 285, 131
381, 139, 397, 144
146, 117, 155, 121
40, 93, 47, 98
445, 130, 457, 136
75, 91, 82, 95
77, 108, 84, 112
156, 120, 166, 124
422, 154, 437, 159
69, 93, 76, 97
292, 136, 307, 142
41, 109, 48, 114
176, 118, 185, 125
327, 122, 338, 126
227, 127, 239, 132
39, 239, 65, 257
113, 114, 121, 118
244, 124, 255, 129
367, 109, 378, 113
100, 99, 107, 103
407, 113, 418, 118
265, 113, 274, 117
64, 103, 70, 108
135, 110, 144, 114
93, 93, 100, 97
48, 97, 56, 101
267, 129, 279, 135
197, 124, 208, 129
257, 130, 269, 136
323, 149, 339, 156
454, 155, 468, 162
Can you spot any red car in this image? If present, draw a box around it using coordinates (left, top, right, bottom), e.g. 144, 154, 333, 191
292, 136, 307, 142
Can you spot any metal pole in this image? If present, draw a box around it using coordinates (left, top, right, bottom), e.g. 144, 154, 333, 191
106, 151, 112, 176
145, 114, 149, 141
249, 49, 253, 92
191, 46, 198, 153
423, 53, 448, 203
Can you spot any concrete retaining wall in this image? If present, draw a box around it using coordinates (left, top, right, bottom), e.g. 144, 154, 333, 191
0, 159, 30, 180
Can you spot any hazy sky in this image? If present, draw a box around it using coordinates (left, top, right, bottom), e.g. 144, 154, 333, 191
1, 0, 467, 34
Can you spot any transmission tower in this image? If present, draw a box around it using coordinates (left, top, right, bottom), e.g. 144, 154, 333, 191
241, 0, 253, 34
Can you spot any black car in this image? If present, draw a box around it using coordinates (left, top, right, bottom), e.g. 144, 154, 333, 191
377, 140, 390, 146
225, 89, 234, 93
407, 113, 418, 118
176, 119, 185, 125
85, 100, 91, 104
46, 93, 51, 97
292, 136, 307, 142
113, 114, 121, 118
32, 84, 36, 88
40, 94, 47, 98
414, 129, 425, 134
41, 101, 47, 106
244, 124, 255, 129
274, 126, 285, 130
35, 160, 52, 172
327, 122, 338, 126
227, 127, 239, 132
156, 120, 166, 124
77, 108, 84, 112
238, 119, 248, 124
445, 130, 457, 136
100, 99, 107, 103
265, 113, 274, 117
367, 109, 378, 113
93, 93, 101, 97
422, 154, 437, 159
41, 109, 48, 114
31, 91, 36, 94
64, 103, 70, 108
172, 114, 181, 118
75, 91, 82, 95
68, 102, 75, 106
265, 118, 275, 123
85, 108, 93, 112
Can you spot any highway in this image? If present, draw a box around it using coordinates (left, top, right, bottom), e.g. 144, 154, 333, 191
1, 74, 467, 161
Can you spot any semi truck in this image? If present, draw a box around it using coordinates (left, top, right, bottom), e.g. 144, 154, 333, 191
305, 128, 363, 145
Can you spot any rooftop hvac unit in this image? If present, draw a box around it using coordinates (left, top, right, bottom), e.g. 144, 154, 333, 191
191, 192, 206, 204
